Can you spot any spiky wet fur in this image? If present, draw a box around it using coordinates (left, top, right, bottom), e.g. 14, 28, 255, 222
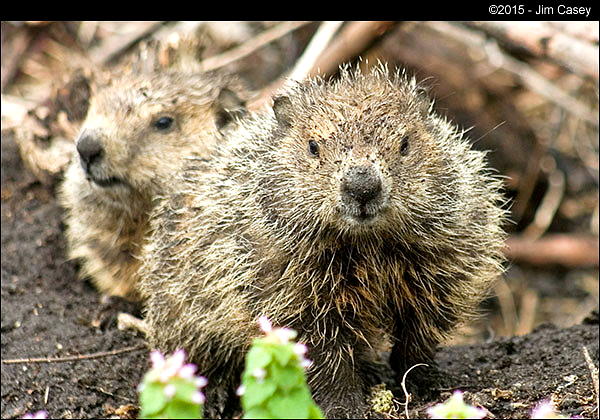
139, 65, 507, 417
59, 71, 246, 299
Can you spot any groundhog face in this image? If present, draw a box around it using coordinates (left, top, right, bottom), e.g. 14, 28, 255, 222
268, 72, 448, 237
73, 73, 244, 197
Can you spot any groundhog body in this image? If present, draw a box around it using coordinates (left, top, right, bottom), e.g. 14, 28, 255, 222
139, 66, 507, 417
59, 71, 245, 299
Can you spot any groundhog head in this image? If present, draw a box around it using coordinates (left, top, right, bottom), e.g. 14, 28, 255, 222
74, 71, 245, 197
262, 66, 466, 240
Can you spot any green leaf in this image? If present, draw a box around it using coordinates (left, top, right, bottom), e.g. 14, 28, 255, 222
289, 387, 313, 403
242, 379, 277, 407
139, 382, 168, 417
272, 346, 293, 366
164, 399, 202, 419
141, 411, 165, 420
266, 394, 308, 419
269, 363, 301, 391
307, 404, 325, 419
172, 379, 198, 402
245, 345, 273, 372
243, 406, 275, 419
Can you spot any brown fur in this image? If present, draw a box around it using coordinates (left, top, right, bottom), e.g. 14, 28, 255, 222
59, 71, 246, 300
139, 65, 508, 417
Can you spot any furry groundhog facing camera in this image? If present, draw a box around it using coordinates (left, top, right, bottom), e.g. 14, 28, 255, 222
139, 65, 507, 418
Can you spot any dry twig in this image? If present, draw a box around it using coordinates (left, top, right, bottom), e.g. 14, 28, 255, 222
250, 21, 396, 109
427, 21, 598, 126
582, 346, 599, 419
198, 21, 310, 72
515, 288, 539, 336
308, 21, 395, 78
82, 384, 133, 402
522, 161, 566, 241
466, 21, 599, 80
89, 22, 164, 65
494, 278, 519, 336
400, 363, 429, 419
505, 234, 599, 267
482, 39, 598, 127
1, 345, 146, 364
287, 21, 344, 82
1, 25, 34, 92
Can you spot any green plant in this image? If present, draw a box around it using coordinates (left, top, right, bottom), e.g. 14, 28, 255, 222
138, 317, 323, 419
427, 391, 574, 419
138, 349, 207, 419
426, 390, 486, 419
237, 316, 324, 419
530, 400, 571, 419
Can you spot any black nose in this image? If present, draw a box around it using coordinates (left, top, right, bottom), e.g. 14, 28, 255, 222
341, 165, 383, 205
76, 133, 103, 170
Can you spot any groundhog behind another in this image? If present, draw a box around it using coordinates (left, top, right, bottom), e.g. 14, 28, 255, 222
59, 70, 246, 300
139, 65, 508, 417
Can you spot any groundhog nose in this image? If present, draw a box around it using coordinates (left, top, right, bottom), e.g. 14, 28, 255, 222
342, 165, 383, 205
76, 133, 104, 169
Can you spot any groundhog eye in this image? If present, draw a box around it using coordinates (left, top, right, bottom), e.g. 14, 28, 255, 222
308, 140, 320, 157
154, 116, 174, 131
399, 136, 409, 156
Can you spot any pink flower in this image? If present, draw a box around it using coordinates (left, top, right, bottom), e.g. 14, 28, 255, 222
150, 350, 166, 370
258, 316, 297, 343
272, 327, 297, 344
22, 411, 48, 419
300, 358, 313, 369
191, 391, 206, 405
195, 376, 208, 388
252, 367, 267, 381
293, 343, 308, 356
141, 349, 208, 408
179, 363, 198, 379
531, 400, 569, 419
164, 384, 176, 398
426, 390, 486, 419
236, 384, 246, 396
148, 349, 190, 383
170, 349, 186, 368
258, 316, 272, 333
146, 349, 207, 388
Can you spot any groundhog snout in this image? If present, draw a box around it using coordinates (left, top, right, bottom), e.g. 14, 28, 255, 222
76, 131, 104, 172
341, 165, 383, 206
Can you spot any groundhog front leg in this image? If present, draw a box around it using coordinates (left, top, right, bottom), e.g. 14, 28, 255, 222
304, 341, 378, 419
388, 302, 458, 391
386, 321, 436, 413
389, 326, 437, 379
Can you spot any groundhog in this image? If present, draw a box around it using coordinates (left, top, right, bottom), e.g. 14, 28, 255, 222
59, 70, 246, 300
139, 65, 507, 417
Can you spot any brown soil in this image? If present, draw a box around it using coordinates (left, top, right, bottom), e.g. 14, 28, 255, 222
1, 136, 146, 419
1, 134, 598, 419
408, 316, 598, 419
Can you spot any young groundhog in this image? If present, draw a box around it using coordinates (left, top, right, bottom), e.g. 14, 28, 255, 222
139, 65, 507, 417
59, 70, 245, 300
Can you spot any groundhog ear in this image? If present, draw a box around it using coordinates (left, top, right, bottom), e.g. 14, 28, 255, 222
215, 88, 246, 129
272, 95, 293, 128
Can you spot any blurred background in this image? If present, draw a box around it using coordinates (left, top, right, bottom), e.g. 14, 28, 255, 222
1, 21, 598, 344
